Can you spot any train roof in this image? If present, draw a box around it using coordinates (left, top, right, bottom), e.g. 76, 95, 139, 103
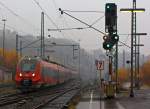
20, 56, 74, 70
19, 56, 41, 62
19, 56, 78, 74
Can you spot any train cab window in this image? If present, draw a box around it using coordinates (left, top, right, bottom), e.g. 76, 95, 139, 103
21, 63, 36, 72
20, 59, 37, 72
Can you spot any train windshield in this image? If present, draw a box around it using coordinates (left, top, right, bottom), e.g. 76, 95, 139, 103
20, 59, 37, 72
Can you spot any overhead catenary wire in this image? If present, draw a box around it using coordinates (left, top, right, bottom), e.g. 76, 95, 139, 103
90, 15, 104, 26
0, 7, 4, 18
119, 34, 132, 36
118, 34, 132, 47
62, 10, 104, 13
20, 37, 56, 51
59, 9, 131, 48
33, 0, 67, 38
61, 16, 79, 38
0, 1, 18, 17
61, 10, 105, 38
52, 0, 59, 10
50, 0, 81, 39
33, 0, 60, 30
0, 22, 33, 35
48, 27, 89, 31
52, 0, 73, 39
49, 0, 92, 40
51, 0, 82, 39
124, 34, 130, 45
20, 38, 41, 50
51, 0, 105, 38
1, 22, 39, 43
0, 22, 35, 43
119, 41, 131, 48
0, 1, 39, 31
60, 9, 104, 40
59, 9, 106, 35
17, 35, 34, 44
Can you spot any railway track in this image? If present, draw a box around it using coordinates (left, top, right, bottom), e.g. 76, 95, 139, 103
33, 87, 79, 109
0, 80, 81, 109
0, 93, 26, 106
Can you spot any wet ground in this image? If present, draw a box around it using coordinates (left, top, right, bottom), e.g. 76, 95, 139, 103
76, 88, 150, 109
0, 84, 18, 97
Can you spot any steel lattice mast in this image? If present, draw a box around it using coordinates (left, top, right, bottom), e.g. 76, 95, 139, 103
132, 0, 138, 88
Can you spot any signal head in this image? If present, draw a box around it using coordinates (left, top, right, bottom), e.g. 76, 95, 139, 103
112, 34, 119, 42
106, 44, 110, 48
106, 5, 110, 9
105, 3, 117, 13
103, 41, 113, 50
103, 35, 108, 40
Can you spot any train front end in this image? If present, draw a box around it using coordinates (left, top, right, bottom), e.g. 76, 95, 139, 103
15, 57, 41, 91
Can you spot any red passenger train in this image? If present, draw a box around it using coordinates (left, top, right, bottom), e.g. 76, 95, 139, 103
15, 56, 77, 91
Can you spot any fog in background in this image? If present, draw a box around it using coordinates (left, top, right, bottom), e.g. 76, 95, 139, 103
0, 30, 147, 82
0, 0, 149, 55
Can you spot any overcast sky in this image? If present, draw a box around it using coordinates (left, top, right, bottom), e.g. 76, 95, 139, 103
0, 0, 150, 55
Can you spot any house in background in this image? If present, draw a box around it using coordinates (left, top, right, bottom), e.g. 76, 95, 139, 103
0, 66, 12, 83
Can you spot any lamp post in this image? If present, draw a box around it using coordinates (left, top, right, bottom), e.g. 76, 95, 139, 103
20, 40, 23, 57
78, 44, 81, 82
126, 60, 131, 86
72, 44, 80, 82
133, 33, 146, 89
120, 6, 145, 97
2, 19, 6, 59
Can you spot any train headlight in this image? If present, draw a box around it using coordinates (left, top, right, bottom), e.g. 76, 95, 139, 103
19, 73, 22, 77
32, 73, 35, 77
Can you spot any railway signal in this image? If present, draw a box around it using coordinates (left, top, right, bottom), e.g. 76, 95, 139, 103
105, 3, 117, 33
103, 34, 119, 50
103, 40, 113, 50
104, 3, 119, 95
103, 35, 113, 50
111, 33, 119, 43
104, 3, 118, 50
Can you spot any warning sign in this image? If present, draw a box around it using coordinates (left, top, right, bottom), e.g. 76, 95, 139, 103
95, 60, 104, 70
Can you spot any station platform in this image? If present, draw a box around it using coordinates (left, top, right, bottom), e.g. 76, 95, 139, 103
76, 87, 150, 109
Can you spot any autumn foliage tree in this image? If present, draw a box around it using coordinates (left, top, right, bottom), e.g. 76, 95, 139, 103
140, 60, 150, 86
118, 68, 129, 84
112, 59, 150, 87
112, 68, 129, 89
0, 48, 20, 69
